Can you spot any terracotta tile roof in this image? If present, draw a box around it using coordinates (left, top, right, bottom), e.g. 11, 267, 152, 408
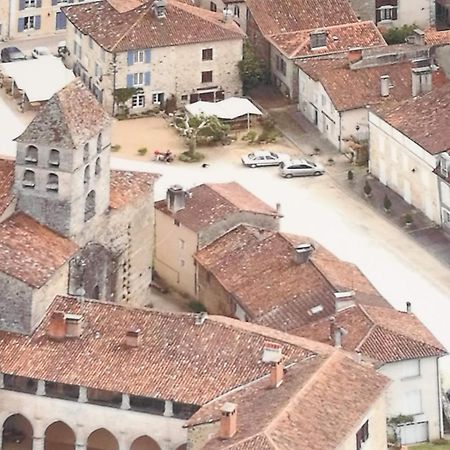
0, 297, 334, 405
189, 351, 389, 450
0, 159, 15, 216
270, 21, 386, 59
294, 304, 447, 363
195, 226, 390, 331
245, 0, 358, 37
63, 0, 244, 53
0, 213, 78, 288
109, 170, 159, 209
155, 183, 277, 232
424, 27, 450, 45
15, 80, 111, 149
298, 56, 448, 112
372, 83, 450, 155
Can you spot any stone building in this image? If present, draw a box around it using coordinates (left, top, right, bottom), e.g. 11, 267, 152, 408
0, 295, 390, 450
154, 183, 280, 298
62, 0, 244, 114
0, 79, 157, 334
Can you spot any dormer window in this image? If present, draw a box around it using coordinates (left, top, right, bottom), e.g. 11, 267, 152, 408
83, 143, 90, 163
49, 149, 60, 167
23, 170, 35, 188
46, 173, 59, 192
25, 145, 38, 165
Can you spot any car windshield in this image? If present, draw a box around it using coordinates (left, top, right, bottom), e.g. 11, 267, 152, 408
247, 153, 256, 159
305, 160, 316, 167
269, 152, 278, 158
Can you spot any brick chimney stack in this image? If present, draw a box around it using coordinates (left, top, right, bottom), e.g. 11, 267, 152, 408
220, 402, 237, 439
270, 360, 284, 388
126, 325, 142, 347
48, 311, 66, 340
65, 314, 83, 338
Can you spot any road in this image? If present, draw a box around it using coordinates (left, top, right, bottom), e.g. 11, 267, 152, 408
1, 95, 450, 380
0, 33, 62, 57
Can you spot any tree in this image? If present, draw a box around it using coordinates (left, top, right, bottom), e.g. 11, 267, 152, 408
382, 24, 417, 45
174, 114, 229, 157
113, 87, 137, 115
238, 40, 267, 93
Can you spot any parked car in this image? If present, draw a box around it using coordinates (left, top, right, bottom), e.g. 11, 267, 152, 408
241, 150, 290, 168
279, 159, 325, 178
31, 46, 51, 59
1, 46, 26, 63
57, 41, 69, 57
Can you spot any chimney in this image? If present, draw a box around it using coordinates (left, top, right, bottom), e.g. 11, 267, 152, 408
262, 341, 283, 363
380, 75, 391, 97
355, 350, 362, 363
270, 360, 284, 388
220, 402, 237, 439
194, 312, 208, 325
329, 316, 336, 341
413, 28, 425, 46
152, 0, 167, 18
348, 47, 363, 64
126, 325, 142, 347
333, 327, 343, 348
65, 314, 83, 338
334, 291, 355, 312
406, 301, 412, 314
310, 30, 327, 50
292, 243, 314, 264
275, 202, 283, 218
48, 311, 66, 340
411, 58, 432, 97
166, 185, 186, 214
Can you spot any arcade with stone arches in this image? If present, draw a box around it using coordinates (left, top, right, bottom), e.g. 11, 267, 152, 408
0, 413, 187, 450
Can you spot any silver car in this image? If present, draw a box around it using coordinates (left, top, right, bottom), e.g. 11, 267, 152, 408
279, 159, 325, 178
241, 150, 290, 168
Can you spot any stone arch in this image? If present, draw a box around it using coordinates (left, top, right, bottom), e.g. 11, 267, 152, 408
84, 190, 96, 222
44, 421, 75, 450
22, 169, 36, 188
2, 413, 33, 449
46, 173, 59, 192
25, 145, 38, 164
49, 149, 60, 167
130, 435, 161, 450
87, 428, 118, 450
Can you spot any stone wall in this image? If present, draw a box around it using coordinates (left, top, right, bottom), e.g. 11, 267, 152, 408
246, 13, 271, 64
348, 0, 375, 21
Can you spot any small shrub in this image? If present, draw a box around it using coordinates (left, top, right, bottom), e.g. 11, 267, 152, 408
260, 115, 276, 131
363, 180, 372, 197
327, 157, 335, 166
189, 301, 207, 313
111, 144, 121, 152
382, 24, 417, 45
179, 151, 205, 163
242, 130, 257, 143
347, 170, 354, 181
137, 147, 148, 156
383, 194, 392, 211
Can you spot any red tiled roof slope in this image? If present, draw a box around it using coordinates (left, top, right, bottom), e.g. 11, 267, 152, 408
63, 0, 244, 52
424, 27, 450, 45
0, 159, 15, 216
270, 21, 386, 59
0, 213, 78, 288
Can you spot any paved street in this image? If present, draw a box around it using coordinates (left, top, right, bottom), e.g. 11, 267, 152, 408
0, 33, 62, 57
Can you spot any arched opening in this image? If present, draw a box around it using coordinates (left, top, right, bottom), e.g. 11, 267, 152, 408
46, 173, 59, 192
93, 285, 100, 299
25, 145, 38, 165
84, 190, 96, 222
2, 413, 33, 449
83, 143, 90, 162
84, 165, 90, 185
130, 435, 161, 450
97, 133, 102, 153
22, 169, 35, 188
176, 445, 187, 450
44, 421, 75, 450
87, 428, 118, 450
95, 157, 101, 177
49, 149, 60, 167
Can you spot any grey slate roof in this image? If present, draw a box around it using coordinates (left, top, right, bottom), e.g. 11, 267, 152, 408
15, 80, 111, 149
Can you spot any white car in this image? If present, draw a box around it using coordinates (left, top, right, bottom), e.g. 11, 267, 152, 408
241, 150, 290, 168
279, 159, 325, 178
31, 47, 51, 59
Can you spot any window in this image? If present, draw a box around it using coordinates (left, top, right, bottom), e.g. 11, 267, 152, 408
376, 5, 398, 22
401, 359, 420, 379
95, 157, 101, 176
275, 56, 286, 76
132, 94, 145, 108
23, 170, 35, 188
201, 71, 213, 83
94, 62, 102, 78
49, 149, 60, 167
89, 36, 93, 49
441, 158, 449, 178
202, 48, 213, 61
84, 165, 90, 185
46, 173, 59, 192
133, 72, 144, 86
25, 145, 38, 164
443, 208, 450, 224
97, 133, 102, 153
234, 5, 240, 17
24, 0, 36, 7
152, 92, 164, 104
83, 142, 90, 162
134, 50, 145, 63
181, 94, 188, 101
356, 420, 369, 450
23, 16, 35, 29
210, 1, 217, 11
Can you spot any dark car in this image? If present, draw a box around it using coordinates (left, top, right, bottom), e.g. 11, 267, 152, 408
1, 46, 27, 63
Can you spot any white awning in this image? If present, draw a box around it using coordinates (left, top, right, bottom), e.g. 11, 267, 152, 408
0, 56, 75, 103
185, 97, 263, 120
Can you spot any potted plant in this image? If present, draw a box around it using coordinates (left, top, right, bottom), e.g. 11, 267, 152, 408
327, 157, 335, 166
363, 180, 372, 198
347, 170, 354, 182
383, 194, 392, 213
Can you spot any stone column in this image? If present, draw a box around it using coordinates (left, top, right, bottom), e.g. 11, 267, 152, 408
0, 372, 4, 389
32, 435, 45, 450
78, 386, 88, 403
121, 393, 130, 410
164, 400, 173, 417
75, 442, 87, 450
36, 380, 46, 396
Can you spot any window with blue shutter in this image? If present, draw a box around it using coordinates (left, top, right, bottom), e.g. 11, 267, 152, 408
35, 15, 41, 29
18, 18, 25, 32
127, 51, 134, 66
56, 11, 66, 29
144, 72, 151, 86
36, 0, 42, 7
127, 74, 133, 88
19, 0, 26, 10
144, 49, 151, 64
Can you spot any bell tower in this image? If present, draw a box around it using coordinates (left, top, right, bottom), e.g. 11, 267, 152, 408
14, 80, 112, 238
